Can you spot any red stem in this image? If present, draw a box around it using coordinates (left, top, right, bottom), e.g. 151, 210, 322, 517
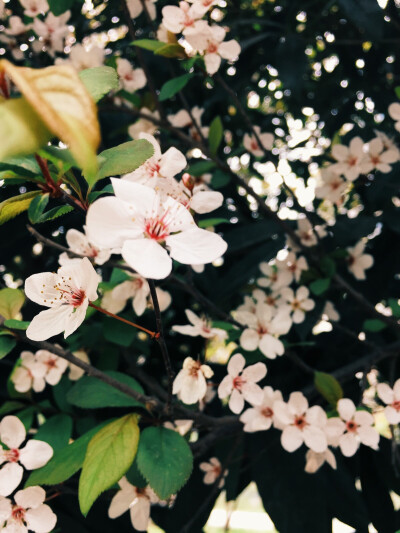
89, 302, 159, 339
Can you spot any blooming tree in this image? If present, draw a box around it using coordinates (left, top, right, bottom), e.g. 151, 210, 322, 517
0, 0, 400, 532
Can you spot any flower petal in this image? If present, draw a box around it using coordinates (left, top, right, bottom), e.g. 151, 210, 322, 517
227, 353, 245, 376
25, 504, 57, 533
19, 440, 53, 470
26, 305, 73, 341
15, 486, 46, 509
281, 426, 303, 452
167, 227, 227, 265
24, 272, 61, 308
0, 463, 23, 497
0, 416, 26, 449
122, 239, 172, 280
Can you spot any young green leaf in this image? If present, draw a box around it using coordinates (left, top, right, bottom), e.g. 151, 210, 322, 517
314, 371, 343, 406
35, 205, 74, 224
208, 116, 223, 155
79, 66, 119, 103
132, 39, 166, 52
0, 336, 16, 358
48, 0, 76, 16
136, 427, 193, 500
28, 193, 49, 224
363, 319, 387, 332
25, 422, 109, 488
95, 139, 155, 183
159, 74, 193, 102
154, 43, 186, 58
3, 320, 30, 330
309, 278, 331, 296
79, 414, 140, 516
0, 288, 25, 320
66, 371, 144, 409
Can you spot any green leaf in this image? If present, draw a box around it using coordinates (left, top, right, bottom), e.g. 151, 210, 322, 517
133, 39, 166, 52
25, 422, 108, 487
363, 319, 387, 332
159, 74, 193, 102
198, 218, 230, 228
0, 288, 25, 320
3, 320, 29, 330
79, 67, 119, 103
28, 193, 49, 224
389, 298, 400, 318
35, 414, 73, 451
395, 87, 400, 100
188, 161, 216, 176
154, 43, 186, 58
66, 371, 144, 409
79, 414, 140, 516
0, 157, 39, 179
48, 0, 76, 15
314, 371, 343, 406
103, 316, 137, 347
95, 139, 155, 183
35, 205, 74, 224
0, 98, 52, 163
309, 278, 331, 296
39, 146, 77, 173
0, 191, 42, 225
0, 336, 16, 358
208, 116, 223, 155
211, 169, 230, 189
0, 401, 26, 416
136, 427, 193, 500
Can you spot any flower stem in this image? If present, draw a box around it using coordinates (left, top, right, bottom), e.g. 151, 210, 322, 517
89, 302, 159, 339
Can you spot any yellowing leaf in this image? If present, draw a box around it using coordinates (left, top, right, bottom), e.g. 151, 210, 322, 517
0, 98, 52, 161
0, 288, 25, 320
0, 60, 101, 180
0, 191, 42, 225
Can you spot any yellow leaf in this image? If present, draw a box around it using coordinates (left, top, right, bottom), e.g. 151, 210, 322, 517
0, 288, 25, 320
0, 191, 41, 224
0, 60, 101, 179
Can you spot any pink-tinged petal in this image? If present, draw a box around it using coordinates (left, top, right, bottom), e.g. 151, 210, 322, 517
25, 504, 57, 533
205, 53, 221, 75
0, 416, 26, 449
185, 309, 203, 328
108, 486, 135, 518
122, 239, 172, 280
273, 401, 293, 425
26, 305, 73, 341
2, 522, 27, 533
159, 147, 187, 178
133, 290, 148, 316
242, 362, 267, 383
307, 405, 327, 427
242, 382, 264, 406
325, 418, 345, 442
229, 388, 244, 414
292, 309, 305, 324
162, 5, 184, 33
337, 398, 356, 421
331, 144, 348, 161
0, 463, 23, 497
303, 426, 327, 453
354, 410, 373, 427
86, 196, 142, 250
19, 440, 53, 470
288, 392, 308, 416
129, 498, 151, 532
12, 368, 33, 393
357, 426, 379, 450
218, 375, 233, 399
339, 433, 359, 457
72, 257, 98, 301
349, 136, 364, 156
63, 300, 89, 339
172, 324, 200, 336
180, 375, 207, 404
227, 353, 245, 376
388, 102, 400, 121
24, 272, 61, 308
240, 329, 260, 352
199, 462, 213, 472
0, 496, 12, 522
259, 334, 284, 359
65, 229, 88, 254
305, 450, 326, 474
384, 406, 400, 425
218, 39, 241, 60
15, 486, 46, 508
190, 191, 224, 214
167, 228, 227, 265
281, 425, 303, 452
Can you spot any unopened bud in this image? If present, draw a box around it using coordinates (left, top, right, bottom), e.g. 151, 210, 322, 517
182, 172, 195, 191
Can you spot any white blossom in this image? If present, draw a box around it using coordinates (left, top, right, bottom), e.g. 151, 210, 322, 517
240, 386, 283, 432
172, 357, 213, 404
173, 309, 227, 340
346, 241, 373, 280
377, 379, 400, 425
199, 457, 227, 487
243, 126, 274, 157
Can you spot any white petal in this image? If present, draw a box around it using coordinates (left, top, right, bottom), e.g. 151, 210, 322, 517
122, 239, 172, 280
159, 147, 187, 178
259, 334, 284, 359
242, 383, 264, 406
86, 196, 142, 249
19, 440, 53, 470
339, 433, 359, 457
227, 353, 245, 376
167, 228, 227, 265
129, 498, 151, 531
337, 398, 356, 421
108, 486, 135, 519
229, 388, 244, 414
26, 305, 76, 341
25, 505, 57, 533
242, 362, 267, 383
204, 53, 221, 75
0, 463, 23, 497
239, 328, 259, 352
357, 426, 379, 450
190, 191, 223, 214
288, 392, 308, 416
0, 416, 26, 449
24, 273, 61, 308
281, 426, 303, 452
218, 39, 241, 60
303, 426, 327, 453
15, 486, 46, 509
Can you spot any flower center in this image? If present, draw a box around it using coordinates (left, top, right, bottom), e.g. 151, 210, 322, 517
207, 42, 218, 54
346, 420, 358, 433
11, 506, 25, 523
292, 299, 301, 310
146, 161, 161, 177
144, 215, 170, 241
250, 139, 259, 151
5, 448, 20, 463
294, 415, 307, 430
348, 156, 358, 167
392, 400, 400, 412
44, 357, 58, 370
261, 407, 273, 418
188, 362, 201, 377
233, 375, 246, 390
